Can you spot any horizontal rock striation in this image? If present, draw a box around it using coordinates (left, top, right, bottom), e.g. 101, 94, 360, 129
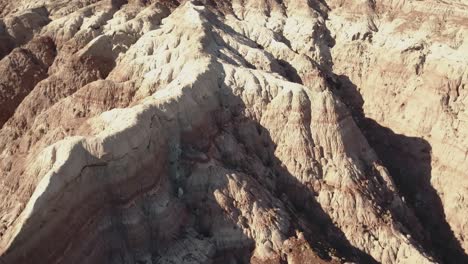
0, 0, 466, 263
327, 0, 468, 262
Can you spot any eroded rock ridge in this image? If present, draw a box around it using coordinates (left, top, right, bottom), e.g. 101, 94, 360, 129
0, 0, 466, 263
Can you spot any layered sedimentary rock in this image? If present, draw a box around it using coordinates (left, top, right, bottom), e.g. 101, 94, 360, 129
327, 1, 468, 262
0, 1, 466, 264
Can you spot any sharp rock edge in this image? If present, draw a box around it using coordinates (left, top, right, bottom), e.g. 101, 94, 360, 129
0, 0, 466, 264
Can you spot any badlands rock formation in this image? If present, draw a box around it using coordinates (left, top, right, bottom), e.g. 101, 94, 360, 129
0, 0, 466, 263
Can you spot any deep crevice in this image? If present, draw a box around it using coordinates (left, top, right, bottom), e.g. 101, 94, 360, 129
331, 74, 468, 263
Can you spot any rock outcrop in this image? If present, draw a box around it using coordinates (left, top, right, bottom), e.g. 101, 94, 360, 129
0, 1, 466, 264
327, 1, 468, 262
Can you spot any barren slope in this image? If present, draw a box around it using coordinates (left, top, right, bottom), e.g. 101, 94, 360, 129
0, 1, 466, 264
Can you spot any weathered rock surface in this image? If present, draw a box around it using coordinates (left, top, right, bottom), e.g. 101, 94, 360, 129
0, 1, 466, 264
327, 1, 468, 262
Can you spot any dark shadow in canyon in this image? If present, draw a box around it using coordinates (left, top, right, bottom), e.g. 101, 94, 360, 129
273, 163, 380, 264
332, 74, 468, 264
0, 20, 15, 60
1, 2, 466, 262
210, 77, 379, 263
0, 7, 51, 60
1, 61, 381, 264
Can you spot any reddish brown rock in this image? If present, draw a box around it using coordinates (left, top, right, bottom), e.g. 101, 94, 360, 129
0, 1, 466, 264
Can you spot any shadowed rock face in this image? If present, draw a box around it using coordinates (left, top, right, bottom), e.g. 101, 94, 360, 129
0, 1, 466, 263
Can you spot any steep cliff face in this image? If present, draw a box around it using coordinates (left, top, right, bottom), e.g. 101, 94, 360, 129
327, 1, 468, 262
0, 1, 466, 264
